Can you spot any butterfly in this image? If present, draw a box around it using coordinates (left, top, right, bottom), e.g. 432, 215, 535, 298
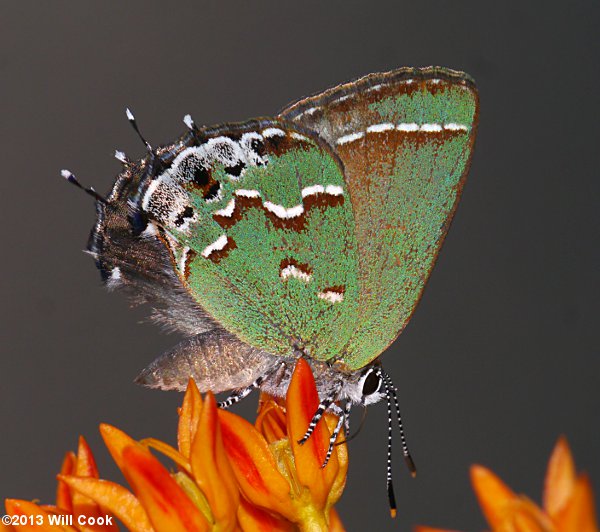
64, 66, 478, 511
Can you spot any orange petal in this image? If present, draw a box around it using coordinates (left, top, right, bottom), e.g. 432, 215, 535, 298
509, 498, 552, 532
189, 392, 239, 529
261, 411, 287, 444
5, 500, 67, 532
287, 358, 339, 509
140, 437, 191, 475
324, 413, 348, 508
75, 437, 99, 479
56, 451, 76, 512
511, 515, 545, 532
554, 474, 599, 532
72, 437, 107, 529
237, 496, 294, 531
59, 476, 153, 532
100, 424, 140, 472
121, 444, 210, 532
543, 435, 576, 518
177, 378, 203, 460
470, 464, 518, 529
255, 398, 287, 444
329, 508, 346, 532
218, 407, 294, 520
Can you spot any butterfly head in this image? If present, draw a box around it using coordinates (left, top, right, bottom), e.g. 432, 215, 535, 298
334, 362, 386, 406
356, 364, 386, 406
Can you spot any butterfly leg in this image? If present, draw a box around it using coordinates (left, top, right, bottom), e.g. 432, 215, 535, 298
330, 403, 351, 437
298, 384, 342, 444
329, 403, 343, 416
218, 362, 284, 409
217, 382, 260, 409
321, 400, 352, 468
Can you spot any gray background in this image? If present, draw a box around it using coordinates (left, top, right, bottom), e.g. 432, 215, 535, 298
1, 1, 598, 530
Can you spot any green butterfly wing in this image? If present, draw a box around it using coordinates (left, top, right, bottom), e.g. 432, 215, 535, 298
281, 67, 479, 369
138, 67, 478, 372
139, 121, 360, 361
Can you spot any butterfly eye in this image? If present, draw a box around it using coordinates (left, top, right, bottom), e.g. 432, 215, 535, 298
129, 209, 149, 236
362, 369, 382, 396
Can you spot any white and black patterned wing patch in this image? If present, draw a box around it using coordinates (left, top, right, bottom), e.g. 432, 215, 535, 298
88, 158, 217, 335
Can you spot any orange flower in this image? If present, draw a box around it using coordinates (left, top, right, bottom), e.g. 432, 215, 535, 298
416, 436, 599, 532
219, 358, 347, 531
3, 358, 347, 531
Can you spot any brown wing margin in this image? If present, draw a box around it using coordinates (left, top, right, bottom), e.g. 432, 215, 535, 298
279, 66, 476, 123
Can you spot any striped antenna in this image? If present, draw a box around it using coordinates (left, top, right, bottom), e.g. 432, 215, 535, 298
382, 371, 417, 477
125, 108, 153, 154
114, 150, 128, 164
183, 114, 198, 131
382, 375, 398, 518
61, 169, 105, 203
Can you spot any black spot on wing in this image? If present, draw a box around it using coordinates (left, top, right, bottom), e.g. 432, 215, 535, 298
249, 138, 267, 166
204, 181, 221, 201
193, 165, 210, 187
250, 138, 266, 157
225, 161, 245, 178
174, 206, 194, 227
